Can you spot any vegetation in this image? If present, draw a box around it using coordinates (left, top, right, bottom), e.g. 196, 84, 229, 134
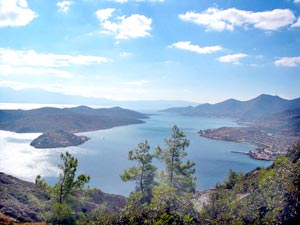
109, 125, 198, 224
158, 125, 196, 194
199, 141, 300, 225
2, 125, 300, 224
35, 152, 90, 224
120, 140, 159, 203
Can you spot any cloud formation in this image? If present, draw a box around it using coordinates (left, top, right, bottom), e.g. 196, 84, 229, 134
179, 8, 296, 31
0, 65, 73, 78
218, 53, 248, 64
0, 48, 110, 67
292, 17, 300, 27
0, 0, 38, 27
57, 0, 72, 13
274, 57, 300, 67
96, 8, 152, 39
169, 41, 223, 54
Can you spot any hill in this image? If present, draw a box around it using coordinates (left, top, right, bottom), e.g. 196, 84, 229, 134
196, 141, 300, 224
0, 172, 126, 223
0, 106, 148, 133
199, 107, 300, 160
163, 94, 300, 119
240, 107, 300, 136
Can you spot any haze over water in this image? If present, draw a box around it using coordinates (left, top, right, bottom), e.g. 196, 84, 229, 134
0, 105, 271, 196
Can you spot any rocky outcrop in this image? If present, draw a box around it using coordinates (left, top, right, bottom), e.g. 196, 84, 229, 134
30, 130, 89, 148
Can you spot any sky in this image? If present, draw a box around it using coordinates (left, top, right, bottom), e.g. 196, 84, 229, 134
0, 0, 300, 103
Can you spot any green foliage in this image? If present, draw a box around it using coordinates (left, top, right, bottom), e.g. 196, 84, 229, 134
288, 141, 300, 163
120, 140, 158, 203
199, 141, 300, 224
110, 184, 200, 225
218, 169, 243, 189
158, 125, 196, 194
113, 126, 199, 224
46, 151, 90, 225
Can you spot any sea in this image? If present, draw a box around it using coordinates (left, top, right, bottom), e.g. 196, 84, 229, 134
0, 103, 271, 196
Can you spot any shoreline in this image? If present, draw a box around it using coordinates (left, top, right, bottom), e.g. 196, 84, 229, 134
198, 127, 298, 161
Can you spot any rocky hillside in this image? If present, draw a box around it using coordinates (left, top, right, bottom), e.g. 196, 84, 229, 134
0, 172, 126, 223
0, 172, 49, 223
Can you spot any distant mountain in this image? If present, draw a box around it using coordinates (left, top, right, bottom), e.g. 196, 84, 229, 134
0, 87, 197, 110
0, 106, 148, 133
163, 94, 300, 119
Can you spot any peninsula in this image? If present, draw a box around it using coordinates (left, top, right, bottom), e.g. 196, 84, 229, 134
0, 106, 148, 148
199, 107, 300, 160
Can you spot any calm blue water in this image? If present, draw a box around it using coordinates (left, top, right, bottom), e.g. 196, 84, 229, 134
44, 112, 270, 196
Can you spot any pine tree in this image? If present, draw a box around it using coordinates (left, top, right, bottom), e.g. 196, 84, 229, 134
50, 151, 90, 225
158, 125, 196, 194
121, 140, 158, 203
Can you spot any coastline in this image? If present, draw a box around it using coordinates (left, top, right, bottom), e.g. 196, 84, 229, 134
199, 127, 299, 161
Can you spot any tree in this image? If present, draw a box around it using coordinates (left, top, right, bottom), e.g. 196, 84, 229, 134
223, 169, 243, 189
120, 140, 158, 203
50, 151, 90, 225
158, 125, 196, 194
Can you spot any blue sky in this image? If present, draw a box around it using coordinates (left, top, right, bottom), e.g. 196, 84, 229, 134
0, 0, 300, 103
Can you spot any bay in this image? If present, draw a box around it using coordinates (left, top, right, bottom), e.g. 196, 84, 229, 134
0, 111, 271, 196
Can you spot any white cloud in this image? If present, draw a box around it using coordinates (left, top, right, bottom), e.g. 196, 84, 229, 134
291, 17, 300, 27
96, 8, 115, 22
96, 9, 152, 39
218, 53, 248, 64
274, 57, 300, 67
0, 0, 38, 27
294, 0, 300, 3
57, 0, 72, 13
0, 65, 73, 78
0, 48, 110, 67
179, 8, 296, 31
169, 41, 222, 54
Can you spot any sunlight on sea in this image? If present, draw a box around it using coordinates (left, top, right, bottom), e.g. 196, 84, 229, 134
0, 130, 59, 181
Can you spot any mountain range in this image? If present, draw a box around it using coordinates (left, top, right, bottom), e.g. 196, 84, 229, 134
0, 87, 197, 110
162, 94, 300, 119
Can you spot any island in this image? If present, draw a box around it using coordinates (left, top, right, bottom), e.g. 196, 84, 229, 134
0, 105, 148, 148
30, 130, 90, 148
